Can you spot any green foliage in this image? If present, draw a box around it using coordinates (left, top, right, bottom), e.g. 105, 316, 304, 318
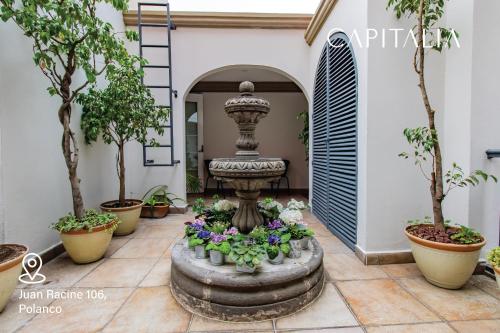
287, 224, 314, 240
257, 197, 283, 221
51, 209, 118, 233
142, 185, 184, 207
487, 247, 500, 267
186, 174, 202, 193
444, 164, 497, 194
207, 221, 230, 234
249, 226, 269, 244
450, 225, 482, 245
229, 242, 266, 269
297, 111, 309, 160
192, 198, 206, 216
188, 237, 205, 248
206, 241, 231, 255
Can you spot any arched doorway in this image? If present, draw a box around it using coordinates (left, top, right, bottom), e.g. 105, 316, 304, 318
312, 33, 358, 250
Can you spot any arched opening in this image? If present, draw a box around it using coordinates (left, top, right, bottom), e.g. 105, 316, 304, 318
312, 33, 358, 250
183, 65, 309, 202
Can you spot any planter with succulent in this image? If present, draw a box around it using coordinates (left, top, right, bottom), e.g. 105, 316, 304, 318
388, 0, 497, 289
229, 241, 266, 273
80, 56, 169, 236
206, 233, 231, 266
51, 210, 119, 264
141, 185, 184, 219
264, 233, 291, 265
0, 244, 28, 312
487, 247, 500, 288
188, 230, 212, 259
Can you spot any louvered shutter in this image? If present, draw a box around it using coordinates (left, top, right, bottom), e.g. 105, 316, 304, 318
312, 34, 358, 250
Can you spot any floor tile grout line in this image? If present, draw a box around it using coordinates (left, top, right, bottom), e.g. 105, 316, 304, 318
185, 313, 194, 333
330, 280, 364, 328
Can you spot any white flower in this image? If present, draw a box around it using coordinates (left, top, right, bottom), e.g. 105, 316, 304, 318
279, 208, 304, 224
287, 199, 306, 211
213, 200, 237, 212
259, 199, 283, 212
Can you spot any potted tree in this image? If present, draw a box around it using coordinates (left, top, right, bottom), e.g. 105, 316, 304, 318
388, 0, 497, 289
80, 56, 169, 236
0, 0, 136, 224
51, 210, 119, 264
0, 244, 28, 312
141, 185, 184, 219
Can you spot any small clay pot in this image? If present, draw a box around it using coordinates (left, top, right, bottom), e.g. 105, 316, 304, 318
209, 250, 224, 266
300, 237, 311, 250
140, 204, 169, 218
194, 245, 207, 259
268, 251, 284, 265
288, 239, 302, 258
236, 264, 256, 273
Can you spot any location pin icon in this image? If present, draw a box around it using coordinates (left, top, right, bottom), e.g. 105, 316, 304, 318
22, 253, 43, 281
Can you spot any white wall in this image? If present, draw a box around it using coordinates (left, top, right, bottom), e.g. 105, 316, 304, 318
202, 92, 309, 189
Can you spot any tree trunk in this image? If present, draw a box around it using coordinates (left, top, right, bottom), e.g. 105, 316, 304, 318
118, 141, 126, 207
416, 0, 445, 231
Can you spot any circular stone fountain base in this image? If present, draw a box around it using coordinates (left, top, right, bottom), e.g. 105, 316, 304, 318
170, 238, 325, 322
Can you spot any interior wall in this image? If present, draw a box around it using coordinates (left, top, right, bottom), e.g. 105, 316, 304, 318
202, 92, 309, 189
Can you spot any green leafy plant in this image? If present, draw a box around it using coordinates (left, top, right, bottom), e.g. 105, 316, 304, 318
257, 197, 283, 221
388, 0, 496, 233
188, 230, 211, 248
0, 0, 137, 219
80, 57, 169, 207
487, 247, 500, 268
249, 226, 269, 245
192, 198, 206, 216
142, 185, 184, 207
229, 242, 266, 269
186, 174, 202, 193
450, 225, 482, 244
264, 233, 291, 259
51, 209, 119, 233
287, 223, 314, 240
206, 239, 231, 255
297, 111, 309, 161
207, 221, 230, 234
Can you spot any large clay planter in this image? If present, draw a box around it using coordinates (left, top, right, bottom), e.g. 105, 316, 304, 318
101, 199, 143, 236
140, 204, 169, 219
60, 222, 116, 264
0, 244, 28, 312
494, 266, 500, 289
405, 226, 485, 289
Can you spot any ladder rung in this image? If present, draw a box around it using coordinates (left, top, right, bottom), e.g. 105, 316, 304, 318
141, 44, 169, 48
143, 65, 170, 69
144, 145, 172, 148
146, 85, 170, 89
139, 3, 168, 7
140, 23, 169, 28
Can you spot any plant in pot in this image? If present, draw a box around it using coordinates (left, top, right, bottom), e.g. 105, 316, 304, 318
264, 233, 291, 265
201, 198, 238, 225
0, 0, 136, 261
388, 0, 497, 289
249, 225, 270, 245
257, 197, 284, 222
206, 233, 231, 266
229, 241, 266, 273
487, 247, 500, 288
188, 230, 211, 259
80, 56, 169, 236
141, 185, 184, 219
0, 244, 28, 312
51, 210, 119, 264
279, 206, 314, 257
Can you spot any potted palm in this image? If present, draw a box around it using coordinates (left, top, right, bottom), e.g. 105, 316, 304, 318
80, 57, 169, 236
487, 247, 500, 288
388, 0, 496, 289
0, 244, 28, 312
51, 210, 119, 264
141, 185, 184, 219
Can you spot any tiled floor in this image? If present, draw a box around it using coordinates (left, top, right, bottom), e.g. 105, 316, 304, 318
2, 199, 499, 333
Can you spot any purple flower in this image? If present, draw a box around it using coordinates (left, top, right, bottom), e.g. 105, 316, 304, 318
210, 233, 227, 244
192, 219, 205, 231
268, 234, 281, 245
223, 227, 239, 236
197, 230, 211, 239
267, 220, 283, 230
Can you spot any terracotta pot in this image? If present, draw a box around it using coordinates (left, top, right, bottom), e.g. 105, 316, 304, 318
494, 266, 500, 289
0, 244, 28, 312
100, 199, 143, 236
140, 204, 169, 219
405, 226, 485, 289
60, 222, 116, 264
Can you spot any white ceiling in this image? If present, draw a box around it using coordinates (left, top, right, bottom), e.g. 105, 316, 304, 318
201, 68, 292, 82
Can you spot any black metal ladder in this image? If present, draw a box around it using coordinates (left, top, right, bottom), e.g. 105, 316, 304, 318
138, 2, 179, 166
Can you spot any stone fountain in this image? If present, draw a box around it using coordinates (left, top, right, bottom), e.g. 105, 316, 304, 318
170, 81, 324, 321
208, 81, 285, 233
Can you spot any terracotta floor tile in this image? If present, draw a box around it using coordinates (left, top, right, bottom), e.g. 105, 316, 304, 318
1, 289, 55, 333
323, 254, 388, 280
163, 240, 177, 258
139, 258, 171, 287
336, 279, 439, 325
449, 319, 500, 333
275, 283, 358, 330
103, 286, 191, 333
400, 277, 500, 321
18, 288, 133, 333
366, 323, 454, 333
189, 314, 273, 332
75, 258, 156, 288
105, 238, 130, 257
111, 238, 172, 259
133, 225, 182, 239
282, 328, 364, 333
23, 254, 102, 289
468, 275, 500, 299
380, 263, 422, 279
316, 236, 353, 254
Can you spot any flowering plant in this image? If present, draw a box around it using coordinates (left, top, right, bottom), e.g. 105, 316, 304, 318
184, 219, 206, 237
229, 241, 266, 269
287, 199, 307, 210
249, 225, 269, 245
279, 208, 304, 225
266, 219, 284, 231
287, 223, 314, 240
257, 197, 283, 221
206, 233, 231, 254
188, 229, 211, 248
213, 199, 238, 212
264, 233, 291, 259
207, 221, 230, 235
202, 198, 238, 224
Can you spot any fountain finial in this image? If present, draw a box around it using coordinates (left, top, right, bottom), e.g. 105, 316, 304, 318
239, 81, 254, 94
